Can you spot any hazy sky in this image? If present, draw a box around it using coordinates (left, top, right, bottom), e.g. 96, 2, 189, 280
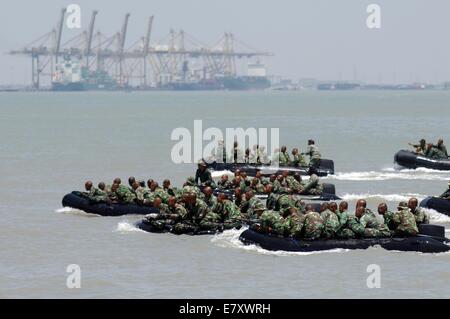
1, 0, 450, 85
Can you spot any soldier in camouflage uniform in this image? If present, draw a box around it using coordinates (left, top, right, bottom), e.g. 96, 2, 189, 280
217, 174, 232, 190
214, 193, 243, 229
81, 181, 105, 203
127, 176, 136, 192
391, 202, 419, 237
276, 193, 297, 215
180, 176, 204, 199
425, 143, 447, 160
257, 209, 287, 236
285, 173, 303, 193
277, 146, 291, 166
436, 139, 448, 158
203, 186, 218, 212
172, 193, 210, 234
250, 177, 266, 193
284, 207, 305, 238
408, 198, 430, 225
300, 174, 323, 195
273, 174, 291, 194
377, 203, 396, 233
131, 181, 150, 205
335, 201, 361, 239
320, 202, 340, 239
162, 179, 177, 197
244, 190, 266, 220
302, 208, 324, 240
356, 205, 390, 238
305, 140, 321, 168
144, 197, 188, 232
409, 139, 426, 155
111, 178, 136, 203
291, 148, 308, 167
148, 181, 170, 204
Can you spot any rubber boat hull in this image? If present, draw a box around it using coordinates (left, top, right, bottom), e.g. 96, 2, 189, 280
394, 150, 450, 171
239, 227, 450, 253
135, 220, 224, 235
61, 192, 159, 216
214, 183, 340, 201
420, 196, 450, 216
208, 159, 334, 177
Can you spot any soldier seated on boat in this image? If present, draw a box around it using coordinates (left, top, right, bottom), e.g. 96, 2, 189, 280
409, 138, 426, 154
436, 139, 448, 158
408, 197, 429, 225
305, 139, 322, 168
424, 143, 447, 160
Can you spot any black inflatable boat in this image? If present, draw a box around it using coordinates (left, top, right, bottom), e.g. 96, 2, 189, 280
208, 159, 334, 177
394, 150, 450, 170
420, 196, 450, 216
214, 183, 340, 201
135, 220, 230, 235
239, 224, 450, 253
61, 192, 159, 216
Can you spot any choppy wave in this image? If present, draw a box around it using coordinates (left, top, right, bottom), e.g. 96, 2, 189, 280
325, 167, 450, 181
55, 207, 99, 217
211, 227, 348, 256
340, 193, 428, 202
115, 221, 145, 233
423, 208, 450, 223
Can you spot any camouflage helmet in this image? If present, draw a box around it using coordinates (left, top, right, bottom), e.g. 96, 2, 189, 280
397, 201, 408, 209
186, 176, 195, 185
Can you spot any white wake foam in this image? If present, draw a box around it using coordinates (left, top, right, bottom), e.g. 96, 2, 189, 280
423, 208, 450, 224
55, 207, 99, 217
211, 227, 348, 256
325, 168, 450, 181
340, 193, 428, 202
115, 221, 145, 233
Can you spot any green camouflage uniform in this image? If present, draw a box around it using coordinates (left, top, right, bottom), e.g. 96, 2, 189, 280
286, 176, 302, 193
217, 179, 232, 190
172, 199, 210, 234
359, 209, 391, 238
278, 151, 291, 166
132, 186, 149, 204
306, 145, 321, 167
246, 196, 266, 220
84, 187, 108, 203
284, 212, 305, 238
259, 210, 287, 236
302, 174, 323, 195
411, 207, 430, 225
276, 194, 297, 214
425, 147, 446, 160
145, 203, 187, 231
292, 153, 308, 167
382, 211, 396, 231
273, 179, 290, 194
266, 192, 280, 210
336, 213, 364, 239
320, 209, 340, 239
204, 194, 218, 212
116, 185, 136, 203
392, 208, 419, 237
302, 211, 324, 240
214, 200, 242, 229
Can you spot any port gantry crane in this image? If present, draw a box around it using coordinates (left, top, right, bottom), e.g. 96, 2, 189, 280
9, 9, 272, 89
